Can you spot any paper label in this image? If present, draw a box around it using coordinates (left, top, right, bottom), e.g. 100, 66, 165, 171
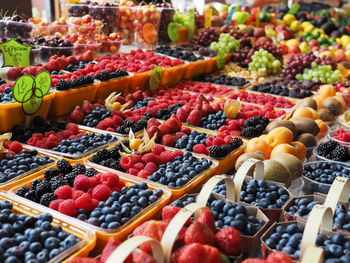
142, 23, 157, 43
226, 6, 236, 25
204, 9, 212, 28
0, 39, 31, 68
13, 70, 51, 115
167, 22, 179, 42
149, 66, 163, 90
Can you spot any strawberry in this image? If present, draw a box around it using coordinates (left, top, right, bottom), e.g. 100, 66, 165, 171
7, 67, 23, 80
265, 251, 293, 263
187, 109, 202, 126
161, 134, 176, 147
176, 107, 189, 122
180, 127, 191, 135
196, 210, 216, 233
162, 205, 182, 225
158, 124, 171, 138
184, 221, 215, 245
82, 100, 93, 115
174, 132, 186, 140
147, 126, 159, 139
132, 220, 167, 252
165, 115, 182, 132
242, 259, 264, 263
45, 60, 60, 72
215, 227, 241, 255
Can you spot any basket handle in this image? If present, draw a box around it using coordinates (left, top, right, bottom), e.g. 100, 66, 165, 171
197, 175, 236, 206
300, 204, 333, 259
233, 158, 264, 202
161, 203, 209, 263
301, 246, 324, 263
106, 236, 164, 263
324, 176, 350, 213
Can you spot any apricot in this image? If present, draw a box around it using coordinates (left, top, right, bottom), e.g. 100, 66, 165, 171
246, 138, 272, 159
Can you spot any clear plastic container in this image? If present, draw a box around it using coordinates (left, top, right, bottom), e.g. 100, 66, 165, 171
117, 6, 136, 45
89, 4, 119, 34
158, 8, 175, 45
313, 147, 350, 163
74, 43, 101, 57
0, 20, 34, 40
50, 23, 69, 36
327, 129, 350, 148
302, 161, 350, 194
98, 40, 122, 55
33, 24, 51, 37
0, 191, 96, 261
67, 3, 90, 17
39, 46, 74, 62
288, 177, 305, 197
67, 17, 103, 40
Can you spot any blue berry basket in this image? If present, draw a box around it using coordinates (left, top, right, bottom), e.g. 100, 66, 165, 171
0, 190, 96, 262
302, 161, 350, 195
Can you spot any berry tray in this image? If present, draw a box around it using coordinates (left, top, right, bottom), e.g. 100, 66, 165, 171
174, 191, 270, 255
95, 74, 133, 100
8, 164, 171, 253
160, 63, 188, 87
50, 82, 99, 117
128, 71, 151, 92
85, 145, 218, 201
302, 161, 350, 195
0, 191, 96, 262
24, 125, 118, 161
178, 81, 238, 98
0, 147, 58, 190
0, 92, 55, 133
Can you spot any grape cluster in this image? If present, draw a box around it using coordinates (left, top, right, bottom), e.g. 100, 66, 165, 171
192, 27, 220, 47
210, 33, 239, 54
296, 62, 340, 84
254, 42, 283, 61
248, 49, 281, 75
231, 47, 255, 68
281, 52, 317, 80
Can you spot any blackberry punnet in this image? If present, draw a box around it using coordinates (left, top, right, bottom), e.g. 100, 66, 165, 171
57, 159, 72, 175
241, 116, 269, 138
156, 103, 184, 120
40, 193, 57, 207
156, 46, 203, 62
193, 74, 248, 87
316, 141, 350, 162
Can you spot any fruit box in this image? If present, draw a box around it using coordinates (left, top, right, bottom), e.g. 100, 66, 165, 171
8, 164, 172, 254
160, 63, 188, 86
178, 192, 270, 255
176, 27, 188, 44
0, 92, 55, 133
50, 82, 99, 117
203, 57, 217, 74
95, 74, 133, 100
128, 71, 151, 92
24, 125, 118, 161
85, 145, 219, 201
0, 147, 58, 191
0, 190, 96, 262
183, 59, 208, 80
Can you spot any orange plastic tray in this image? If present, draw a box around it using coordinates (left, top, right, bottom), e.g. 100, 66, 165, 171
183, 59, 208, 79
160, 64, 188, 86
95, 75, 133, 100
0, 191, 96, 262
85, 146, 219, 201
49, 83, 99, 117
204, 57, 217, 74
0, 92, 55, 132
176, 27, 188, 44
8, 163, 172, 254
128, 71, 151, 92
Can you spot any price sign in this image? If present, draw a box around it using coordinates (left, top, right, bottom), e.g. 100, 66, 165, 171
0, 39, 31, 68
226, 6, 236, 25
167, 22, 179, 42
204, 9, 212, 28
143, 23, 157, 44
188, 9, 195, 41
149, 66, 163, 90
13, 71, 51, 115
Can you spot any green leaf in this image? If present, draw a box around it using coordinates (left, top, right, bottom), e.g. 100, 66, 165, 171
12, 75, 35, 103
0, 39, 31, 67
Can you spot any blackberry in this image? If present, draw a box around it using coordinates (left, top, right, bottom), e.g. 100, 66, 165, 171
50, 176, 68, 192
262, 116, 269, 125
90, 155, 101, 164
85, 168, 98, 177
57, 159, 72, 174
317, 141, 339, 155
241, 127, 259, 138
123, 120, 134, 128
230, 138, 243, 149
44, 168, 60, 181
143, 112, 153, 118
31, 179, 43, 191
65, 173, 77, 186
256, 124, 265, 133
244, 116, 262, 127
96, 148, 111, 160
209, 145, 226, 158
72, 163, 86, 175
40, 193, 57, 207
16, 186, 30, 197
101, 70, 111, 81
132, 119, 148, 131
35, 181, 51, 195
109, 147, 120, 159
115, 126, 127, 134
56, 79, 70, 90
24, 189, 38, 202
332, 146, 349, 162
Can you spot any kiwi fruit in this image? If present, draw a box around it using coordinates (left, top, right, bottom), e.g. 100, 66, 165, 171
296, 133, 317, 147
318, 108, 336, 121
322, 97, 343, 116
262, 159, 292, 187
265, 120, 297, 139
291, 117, 320, 136
271, 153, 302, 180
235, 153, 265, 171
298, 97, 317, 110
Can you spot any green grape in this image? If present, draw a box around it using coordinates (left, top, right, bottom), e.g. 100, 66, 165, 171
248, 48, 281, 75
210, 33, 239, 54
298, 63, 340, 84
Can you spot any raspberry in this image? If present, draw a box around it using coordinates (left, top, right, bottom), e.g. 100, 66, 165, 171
161, 134, 176, 147
180, 127, 191, 135
133, 162, 145, 171
193, 144, 206, 154
159, 151, 175, 163
61, 130, 74, 139
46, 134, 59, 149
66, 123, 79, 135
71, 190, 85, 200
92, 184, 112, 201
128, 168, 138, 176
9, 141, 22, 155
54, 185, 72, 199
91, 198, 100, 209
131, 155, 142, 164
120, 156, 134, 170
101, 172, 119, 188
58, 199, 77, 216
144, 162, 157, 175
153, 145, 165, 155
141, 153, 157, 164
75, 193, 93, 211
172, 150, 183, 158
212, 137, 225, 146
89, 176, 99, 187
49, 199, 63, 210
137, 170, 150, 179
74, 174, 91, 191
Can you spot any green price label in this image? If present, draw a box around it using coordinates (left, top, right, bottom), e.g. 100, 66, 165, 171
13, 70, 51, 115
188, 9, 195, 42
149, 66, 163, 90
288, 4, 300, 15
167, 22, 179, 42
217, 51, 225, 69
0, 39, 31, 68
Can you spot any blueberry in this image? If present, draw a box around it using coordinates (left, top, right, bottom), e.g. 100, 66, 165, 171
36, 250, 49, 263
29, 242, 42, 253
49, 248, 61, 259
45, 237, 60, 250
63, 235, 79, 249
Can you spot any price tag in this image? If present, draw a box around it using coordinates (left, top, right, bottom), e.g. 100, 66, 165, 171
13, 70, 51, 115
226, 6, 236, 25
142, 23, 157, 44
167, 22, 179, 42
149, 66, 163, 90
0, 39, 31, 68
188, 9, 195, 41
217, 51, 225, 69
288, 4, 300, 14
204, 8, 212, 28
68, 0, 80, 3
246, 8, 258, 25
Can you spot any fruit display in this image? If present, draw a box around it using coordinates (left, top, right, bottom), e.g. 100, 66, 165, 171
193, 74, 248, 87
248, 49, 281, 75
36, 36, 74, 61
315, 141, 349, 162
0, 15, 34, 40
192, 27, 221, 47
210, 33, 239, 54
